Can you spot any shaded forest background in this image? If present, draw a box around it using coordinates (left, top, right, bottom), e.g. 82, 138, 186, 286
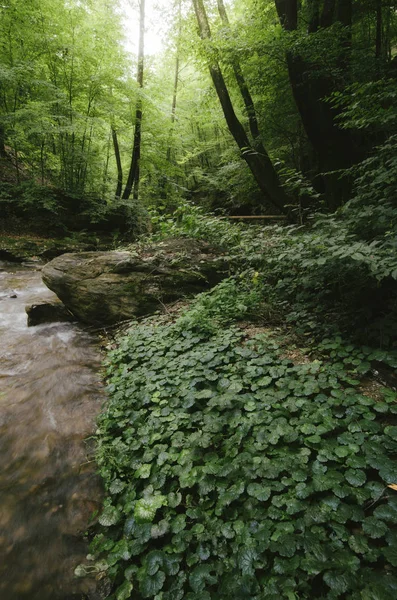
1, 0, 397, 344
1, 0, 396, 229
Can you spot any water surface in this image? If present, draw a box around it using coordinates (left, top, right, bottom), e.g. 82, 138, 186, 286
0, 261, 104, 599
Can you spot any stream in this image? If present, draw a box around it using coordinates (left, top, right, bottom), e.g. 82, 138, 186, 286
0, 260, 105, 599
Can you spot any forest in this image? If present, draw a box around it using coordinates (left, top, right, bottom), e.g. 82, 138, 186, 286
1, 0, 397, 599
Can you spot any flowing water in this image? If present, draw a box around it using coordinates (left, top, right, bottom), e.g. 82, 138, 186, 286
0, 260, 105, 599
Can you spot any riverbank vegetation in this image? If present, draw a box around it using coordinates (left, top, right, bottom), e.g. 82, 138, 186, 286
82, 207, 397, 600
1, 0, 397, 598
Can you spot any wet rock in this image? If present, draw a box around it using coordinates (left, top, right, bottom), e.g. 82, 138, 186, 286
0, 249, 23, 263
25, 302, 75, 327
42, 238, 228, 325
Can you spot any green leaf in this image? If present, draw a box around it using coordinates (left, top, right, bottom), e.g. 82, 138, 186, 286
99, 505, 120, 527
345, 469, 366, 487
362, 517, 388, 538
238, 547, 257, 576
140, 570, 165, 598
116, 580, 133, 600
247, 483, 271, 502
323, 571, 349, 594
134, 495, 167, 524
189, 565, 217, 593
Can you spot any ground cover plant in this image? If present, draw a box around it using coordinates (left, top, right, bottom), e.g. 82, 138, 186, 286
151, 186, 397, 350
84, 279, 397, 600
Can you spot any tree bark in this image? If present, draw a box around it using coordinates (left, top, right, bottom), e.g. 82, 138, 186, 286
167, 0, 182, 164
193, 0, 291, 214
275, 0, 358, 209
307, 0, 320, 33
275, 0, 297, 31
0, 123, 6, 157
111, 125, 123, 198
375, 0, 382, 59
320, 0, 336, 28
122, 0, 145, 201
216, 0, 261, 142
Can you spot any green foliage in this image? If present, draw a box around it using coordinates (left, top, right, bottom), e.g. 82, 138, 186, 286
0, 180, 146, 237
89, 299, 397, 599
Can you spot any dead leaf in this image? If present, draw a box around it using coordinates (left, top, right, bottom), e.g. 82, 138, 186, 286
387, 484, 397, 491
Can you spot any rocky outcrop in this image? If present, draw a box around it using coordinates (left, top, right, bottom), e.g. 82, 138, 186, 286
25, 302, 75, 327
42, 238, 228, 325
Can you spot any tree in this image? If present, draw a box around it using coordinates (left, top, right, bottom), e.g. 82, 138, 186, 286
122, 0, 146, 201
191, 0, 291, 215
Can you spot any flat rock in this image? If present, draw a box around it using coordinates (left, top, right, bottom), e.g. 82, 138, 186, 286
26, 302, 75, 327
42, 238, 228, 325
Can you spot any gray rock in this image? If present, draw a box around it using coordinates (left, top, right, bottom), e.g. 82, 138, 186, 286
42, 238, 228, 325
26, 302, 75, 327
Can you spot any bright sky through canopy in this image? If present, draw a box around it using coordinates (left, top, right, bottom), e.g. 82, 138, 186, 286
122, 0, 170, 56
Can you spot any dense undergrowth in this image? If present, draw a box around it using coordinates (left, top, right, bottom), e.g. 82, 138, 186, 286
84, 238, 397, 598
150, 191, 397, 349
83, 150, 397, 598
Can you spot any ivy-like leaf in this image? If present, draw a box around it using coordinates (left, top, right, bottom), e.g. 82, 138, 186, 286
134, 495, 167, 523
247, 483, 271, 502
140, 570, 166, 598
189, 565, 218, 593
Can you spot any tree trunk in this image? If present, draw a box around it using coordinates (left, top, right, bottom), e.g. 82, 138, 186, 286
375, 0, 382, 59
167, 0, 182, 164
0, 123, 6, 157
320, 0, 336, 28
216, 0, 261, 142
193, 0, 291, 215
122, 0, 145, 201
307, 0, 320, 33
275, 0, 297, 31
111, 126, 123, 198
275, 0, 358, 209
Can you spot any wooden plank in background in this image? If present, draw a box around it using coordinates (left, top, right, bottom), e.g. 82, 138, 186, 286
220, 215, 287, 220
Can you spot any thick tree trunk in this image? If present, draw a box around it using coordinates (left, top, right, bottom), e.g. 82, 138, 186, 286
275, 0, 358, 209
320, 0, 336, 28
111, 126, 123, 198
275, 0, 297, 31
336, 0, 352, 27
193, 0, 291, 215
122, 0, 145, 201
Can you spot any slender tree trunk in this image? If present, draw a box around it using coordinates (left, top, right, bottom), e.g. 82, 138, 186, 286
40, 139, 45, 185
111, 125, 123, 198
0, 123, 6, 157
307, 0, 320, 33
122, 0, 145, 200
167, 0, 182, 164
375, 0, 382, 59
192, 0, 290, 214
216, 0, 261, 142
166, 52, 179, 164
102, 131, 111, 196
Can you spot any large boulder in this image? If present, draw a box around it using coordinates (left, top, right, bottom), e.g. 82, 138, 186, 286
42, 238, 228, 325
